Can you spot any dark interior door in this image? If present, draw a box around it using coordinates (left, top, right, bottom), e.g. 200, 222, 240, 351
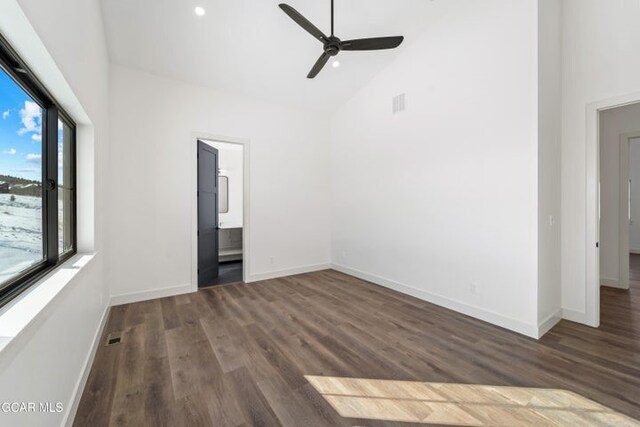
198, 141, 219, 287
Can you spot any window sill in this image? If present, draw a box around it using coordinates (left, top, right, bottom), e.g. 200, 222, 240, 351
0, 253, 96, 355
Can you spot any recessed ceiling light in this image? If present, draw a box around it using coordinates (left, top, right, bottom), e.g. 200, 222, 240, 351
332, 60, 340, 68
194, 6, 206, 16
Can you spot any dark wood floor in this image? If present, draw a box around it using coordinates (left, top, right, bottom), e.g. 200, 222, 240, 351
202, 261, 244, 287
74, 266, 640, 426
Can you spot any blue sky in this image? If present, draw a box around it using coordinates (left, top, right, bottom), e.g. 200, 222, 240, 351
0, 65, 43, 182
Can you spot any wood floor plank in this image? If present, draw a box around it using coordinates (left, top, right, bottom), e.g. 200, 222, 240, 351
227, 367, 283, 427
160, 297, 181, 330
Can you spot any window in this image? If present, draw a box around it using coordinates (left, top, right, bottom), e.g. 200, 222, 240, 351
0, 34, 76, 307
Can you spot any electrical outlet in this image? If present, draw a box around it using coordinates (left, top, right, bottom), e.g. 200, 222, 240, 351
392, 93, 406, 114
549, 215, 555, 226
269, 257, 274, 265
470, 282, 479, 295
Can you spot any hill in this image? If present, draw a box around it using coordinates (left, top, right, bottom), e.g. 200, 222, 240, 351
0, 175, 41, 197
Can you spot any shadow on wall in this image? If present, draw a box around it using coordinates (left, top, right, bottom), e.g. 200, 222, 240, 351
305, 376, 639, 426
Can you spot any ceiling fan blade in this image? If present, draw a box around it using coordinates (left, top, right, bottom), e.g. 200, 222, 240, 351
307, 53, 330, 79
341, 36, 404, 51
279, 4, 328, 43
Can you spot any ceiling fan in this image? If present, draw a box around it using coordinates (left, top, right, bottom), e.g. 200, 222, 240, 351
278, 0, 404, 79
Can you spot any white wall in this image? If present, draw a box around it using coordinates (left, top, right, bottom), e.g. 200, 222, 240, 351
108, 65, 330, 298
537, 0, 562, 330
207, 141, 243, 229
599, 103, 640, 284
0, 0, 110, 425
330, 0, 540, 336
630, 139, 640, 251
561, 0, 640, 321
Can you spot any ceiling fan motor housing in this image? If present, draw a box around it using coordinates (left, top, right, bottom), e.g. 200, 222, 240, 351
324, 36, 341, 56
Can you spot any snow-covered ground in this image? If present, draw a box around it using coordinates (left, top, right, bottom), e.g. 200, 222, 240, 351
0, 193, 43, 284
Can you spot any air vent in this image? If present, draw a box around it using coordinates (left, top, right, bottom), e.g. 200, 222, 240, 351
106, 333, 122, 346
392, 93, 406, 114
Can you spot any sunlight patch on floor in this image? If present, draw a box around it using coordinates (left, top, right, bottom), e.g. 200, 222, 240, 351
305, 376, 640, 426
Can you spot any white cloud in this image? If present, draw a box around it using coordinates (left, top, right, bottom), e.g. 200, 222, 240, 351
31, 134, 42, 142
26, 153, 42, 163
2, 148, 17, 155
2, 110, 9, 119
18, 101, 42, 138
13, 168, 40, 174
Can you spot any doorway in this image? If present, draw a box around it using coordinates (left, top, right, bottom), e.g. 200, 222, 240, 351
196, 137, 247, 287
597, 103, 640, 326
614, 133, 640, 291
628, 139, 640, 278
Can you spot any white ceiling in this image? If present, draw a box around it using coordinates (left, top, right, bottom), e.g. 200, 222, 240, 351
100, 0, 433, 111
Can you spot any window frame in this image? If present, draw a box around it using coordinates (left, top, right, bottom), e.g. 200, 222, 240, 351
0, 33, 77, 308
56, 113, 77, 257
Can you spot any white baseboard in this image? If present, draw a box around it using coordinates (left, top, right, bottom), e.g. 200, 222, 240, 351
537, 309, 562, 338
561, 307, 587, 324
331, 264, 539, 339
247, 263, 330, 282
600, 278, 629, 289
600, 277, 624, 288
62, 302, 110, 427
110, 262, 330, 304
110, 262, 331, 304
110, 283, 195, 306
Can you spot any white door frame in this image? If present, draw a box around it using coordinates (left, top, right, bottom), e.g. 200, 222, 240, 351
586, 92, 640, 327
617, 132, 640, 290
190, 132, 251, 289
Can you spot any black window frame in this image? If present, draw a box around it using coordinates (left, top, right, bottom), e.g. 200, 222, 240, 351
0, 33, 77, 309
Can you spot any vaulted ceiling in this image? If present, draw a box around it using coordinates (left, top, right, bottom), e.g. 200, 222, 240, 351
100, 0, 433, 111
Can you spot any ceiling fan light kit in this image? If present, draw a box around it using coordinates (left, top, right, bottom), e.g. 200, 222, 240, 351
278, 0, 404, 79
